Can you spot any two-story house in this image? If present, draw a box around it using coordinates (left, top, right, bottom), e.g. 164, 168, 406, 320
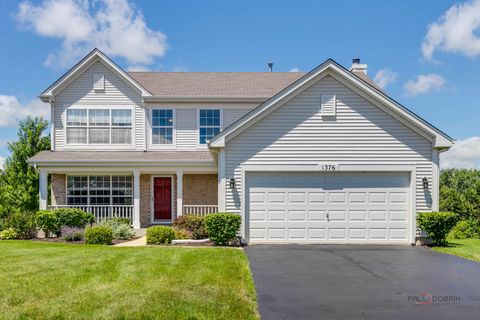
28, 49, 453, 244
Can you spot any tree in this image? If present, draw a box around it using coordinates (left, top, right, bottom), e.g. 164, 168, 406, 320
440, 168, 480, 220
0, 117, 50, 215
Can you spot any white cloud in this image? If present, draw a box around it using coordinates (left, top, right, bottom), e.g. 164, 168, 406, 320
373, 68, 398, 89
16, 0, 167, 69
441, 136, 480, 168
0, 95, 49, 127
289, 67, 300, 72
404, 74, 446, 97
422, 0, 480, 60
0, 157, 5, 171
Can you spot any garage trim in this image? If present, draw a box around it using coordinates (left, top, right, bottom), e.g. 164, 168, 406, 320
241, 164, 417, 244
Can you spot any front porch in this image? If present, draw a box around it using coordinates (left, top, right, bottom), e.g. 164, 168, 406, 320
40, 169, 219, 228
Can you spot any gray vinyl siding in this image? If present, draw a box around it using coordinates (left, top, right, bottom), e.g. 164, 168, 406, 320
176, 109, 197, 148
223, 108, 253, 128
224, 75, 434, 214
143, 104, 257, 149
53, 61, 144, 150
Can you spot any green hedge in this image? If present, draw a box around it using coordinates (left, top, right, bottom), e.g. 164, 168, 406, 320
417, 211, 459, 246
35, 210, 61, 237
146, 226, 175, 245
55, 208, 95, 228
449, 219, 480, 239
173, 215, 208, 239
85, 226, 113, 245
204, 213, 241, 246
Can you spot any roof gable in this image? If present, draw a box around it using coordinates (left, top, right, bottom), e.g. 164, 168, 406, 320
39, 48, 151, 101
209, 59, 453, 149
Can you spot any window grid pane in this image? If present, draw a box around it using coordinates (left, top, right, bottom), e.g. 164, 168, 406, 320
66, 175, 133, 206
66, 109, 87, 126
66, 108, 132, 145
89, 109, 110, 126
152, 109, 174, 145
112, 110, 132, 127
199, 109, 220, 144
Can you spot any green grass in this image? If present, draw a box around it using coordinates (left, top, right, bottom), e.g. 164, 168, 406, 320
432, 239, 480, 262
0, 241, 259, 320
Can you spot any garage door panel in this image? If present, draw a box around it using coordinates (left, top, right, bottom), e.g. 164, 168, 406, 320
247, 172, 410, 243
349, 210, 367, 221
308, 192, 327, 204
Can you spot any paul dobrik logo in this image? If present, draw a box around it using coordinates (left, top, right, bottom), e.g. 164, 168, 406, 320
408, 292, 461, 305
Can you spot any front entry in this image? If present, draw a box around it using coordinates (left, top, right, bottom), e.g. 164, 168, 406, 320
153, 177, 172, 221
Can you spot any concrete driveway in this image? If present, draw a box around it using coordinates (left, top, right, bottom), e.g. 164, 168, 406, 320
245, 244, 480, 320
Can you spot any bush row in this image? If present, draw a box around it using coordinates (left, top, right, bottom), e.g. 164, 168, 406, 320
35, 208, 95, 237
148, 213, 241, 246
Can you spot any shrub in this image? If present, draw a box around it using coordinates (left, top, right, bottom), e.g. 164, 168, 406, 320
146, 226, 175, 245
204, 213, 241, 246
173, 215, 208, 239
85, 226, 113, 245
55, 208, 95, 229
417, 211, 459, 246
108, 217, 131, 226
112, 224, 135, 240
449, 219, 480, 239
99, 218, 135, 240
0, 228, 18, 240
174, 229, 189, 240
35, 210, 61, 237
4, 212, 37, 239
64, 231, 84, 242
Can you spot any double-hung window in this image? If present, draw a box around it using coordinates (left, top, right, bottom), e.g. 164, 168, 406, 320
199, 109, 220, 144
152, 109, 174, 144
67, 175, 132, 205
66, 108, 132, 145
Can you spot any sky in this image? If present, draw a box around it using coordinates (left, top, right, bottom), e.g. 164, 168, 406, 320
0, 0, 479, 168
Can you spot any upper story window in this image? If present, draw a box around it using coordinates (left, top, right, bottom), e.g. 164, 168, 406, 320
66, 108, 132, 145
152, 109, 174, 144
199, 109, 220, 144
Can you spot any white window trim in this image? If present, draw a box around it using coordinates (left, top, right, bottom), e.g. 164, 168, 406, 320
196, 107, 223, 147
63, 105, 135, 150
149, 107, 177, 149
65, 174, 133, 206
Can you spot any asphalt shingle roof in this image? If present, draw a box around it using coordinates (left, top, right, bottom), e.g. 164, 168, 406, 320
28, 151, 214, 163
128, 72, 305, 97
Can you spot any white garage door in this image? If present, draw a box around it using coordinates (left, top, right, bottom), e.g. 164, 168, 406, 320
247, 172, 411, 243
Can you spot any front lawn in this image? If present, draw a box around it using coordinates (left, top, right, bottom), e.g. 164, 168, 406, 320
432, 239, 480, 262
0, 241, 259, 320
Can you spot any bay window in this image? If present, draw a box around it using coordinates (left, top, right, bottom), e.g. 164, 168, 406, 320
67, 175, 132, 206
199, 109, 220, 144
66, 108, 132, 145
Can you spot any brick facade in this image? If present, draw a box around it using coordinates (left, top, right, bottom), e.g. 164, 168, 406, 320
183, 174, 218, 205
50, 173, 215, 227
51, 174, 66, 206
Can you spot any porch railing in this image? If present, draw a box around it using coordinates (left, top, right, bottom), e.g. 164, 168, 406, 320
48, 205, 134, 223
183, 205, 218, 216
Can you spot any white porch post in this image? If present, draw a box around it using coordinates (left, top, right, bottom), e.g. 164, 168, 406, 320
39, 169, 48, 210
133, 169, 141, 228
217, 149, 226, 212
176, 169, 183, 216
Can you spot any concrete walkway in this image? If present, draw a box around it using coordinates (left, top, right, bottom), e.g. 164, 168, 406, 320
114, 236, 146, 247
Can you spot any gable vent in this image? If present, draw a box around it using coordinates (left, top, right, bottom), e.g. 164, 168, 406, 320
93, 73, 105, 91
321, 94, 336, 116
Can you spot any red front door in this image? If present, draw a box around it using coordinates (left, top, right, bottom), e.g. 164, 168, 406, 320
153, 177, 172, 220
